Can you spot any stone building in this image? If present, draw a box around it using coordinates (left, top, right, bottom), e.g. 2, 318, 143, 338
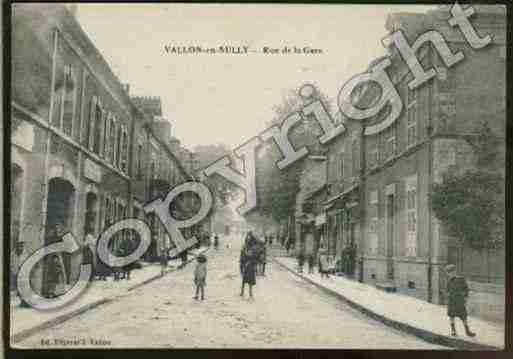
10, 4, 196, 294
130, 96, 195, 261
295, 156, 327, 257
318, 5, 505, 321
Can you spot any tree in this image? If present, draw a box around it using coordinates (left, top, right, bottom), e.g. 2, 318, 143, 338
253, 83, 336, 223
193, 144, 237, 204
430, 122, 504, 249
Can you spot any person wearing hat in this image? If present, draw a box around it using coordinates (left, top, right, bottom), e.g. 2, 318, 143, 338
240, 232, 258, 298
193, 254, 207, 300
445, 264, 476, 337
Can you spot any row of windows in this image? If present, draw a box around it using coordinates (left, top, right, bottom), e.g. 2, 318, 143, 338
87, 96, 129, 174
52, 64, 186, 185
52, 62, 130, 175
332, 138, 360, 181
332, 108, 418, 178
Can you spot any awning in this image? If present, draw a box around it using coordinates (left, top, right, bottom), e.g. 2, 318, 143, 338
323, 183, 359, 205
303, 183, 327, 201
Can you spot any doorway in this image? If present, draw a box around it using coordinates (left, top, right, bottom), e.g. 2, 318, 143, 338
85, 192, 98, 236
44, 177, 75, 287
386, 193, 395, 281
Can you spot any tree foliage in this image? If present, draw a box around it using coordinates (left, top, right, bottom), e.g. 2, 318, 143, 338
192, 144, 237, 204
253, 83, 335, 223
430, 122, 504, 249
430, 170, 503, 249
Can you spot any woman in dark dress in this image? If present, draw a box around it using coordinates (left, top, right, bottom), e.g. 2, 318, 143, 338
46, 254, 65, 298
240, 232, 258, 298
445, 264, 476, 337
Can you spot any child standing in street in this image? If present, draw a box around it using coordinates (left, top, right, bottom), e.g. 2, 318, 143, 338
319, 252, 330, 279
297, 251, 305, 273
445, 264, 476, 337
193, 254, 207, 300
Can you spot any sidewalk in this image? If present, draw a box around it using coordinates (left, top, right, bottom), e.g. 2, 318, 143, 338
10, 245, 209, 344
274, 257, 504, 350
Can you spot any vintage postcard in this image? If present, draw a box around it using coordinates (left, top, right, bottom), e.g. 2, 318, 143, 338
6, 2, 506, 352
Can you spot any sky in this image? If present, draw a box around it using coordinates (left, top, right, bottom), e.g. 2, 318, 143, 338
76, 3, 436, 150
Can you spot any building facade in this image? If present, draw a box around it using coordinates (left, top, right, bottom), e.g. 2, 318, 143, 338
316, 5, 505, 321
10, 4, 196, 293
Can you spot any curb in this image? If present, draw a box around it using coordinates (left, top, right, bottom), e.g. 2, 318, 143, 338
11, 247, 211, 344
273, 258, 500, 351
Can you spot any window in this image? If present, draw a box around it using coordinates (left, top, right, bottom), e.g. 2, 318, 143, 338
150, 161, 156, 180
386, 135, 396, 160
88, 97, 97, 151
338, 151, 344, 179
407, 86, 417, 148
102, 113, 110, 159
93, 102, 102, 155
116, 125, 123, 168
104, 196, 111, 228
121, 129, 128, 173
407, 106, 417, 147
369, 145, 379, 168
136, 143, 143, 178
133, 206, 141, 219
351, 139, 359, 177
117, 202, 124, 221
62, 65, 76, 137
405, 175, 417, 257
109, 118, 116, 164
368, 190, 379, 255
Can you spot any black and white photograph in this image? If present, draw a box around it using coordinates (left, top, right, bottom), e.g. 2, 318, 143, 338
5, 2, 507, 351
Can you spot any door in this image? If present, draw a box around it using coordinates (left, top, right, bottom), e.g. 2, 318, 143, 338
386, 194, 395, 280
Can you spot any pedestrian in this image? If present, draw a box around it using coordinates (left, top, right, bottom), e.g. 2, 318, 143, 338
445, 264, 476, 337
43, 223, 69, 296
286, 238, 292, 254
112, 240, 125, 281
240, 232, 258, 298
193, 254, 207, 300
160, 249, 168, 277
46, 254, 65, 298
318, 252, 330, 279
83, 230, 96, 281
214, 235, 219, 250
297, 251, 305, 273
260, 243, 267, 276
180, 249, 188, 269
120, 237, 133, 280
307, 253, 315, 274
